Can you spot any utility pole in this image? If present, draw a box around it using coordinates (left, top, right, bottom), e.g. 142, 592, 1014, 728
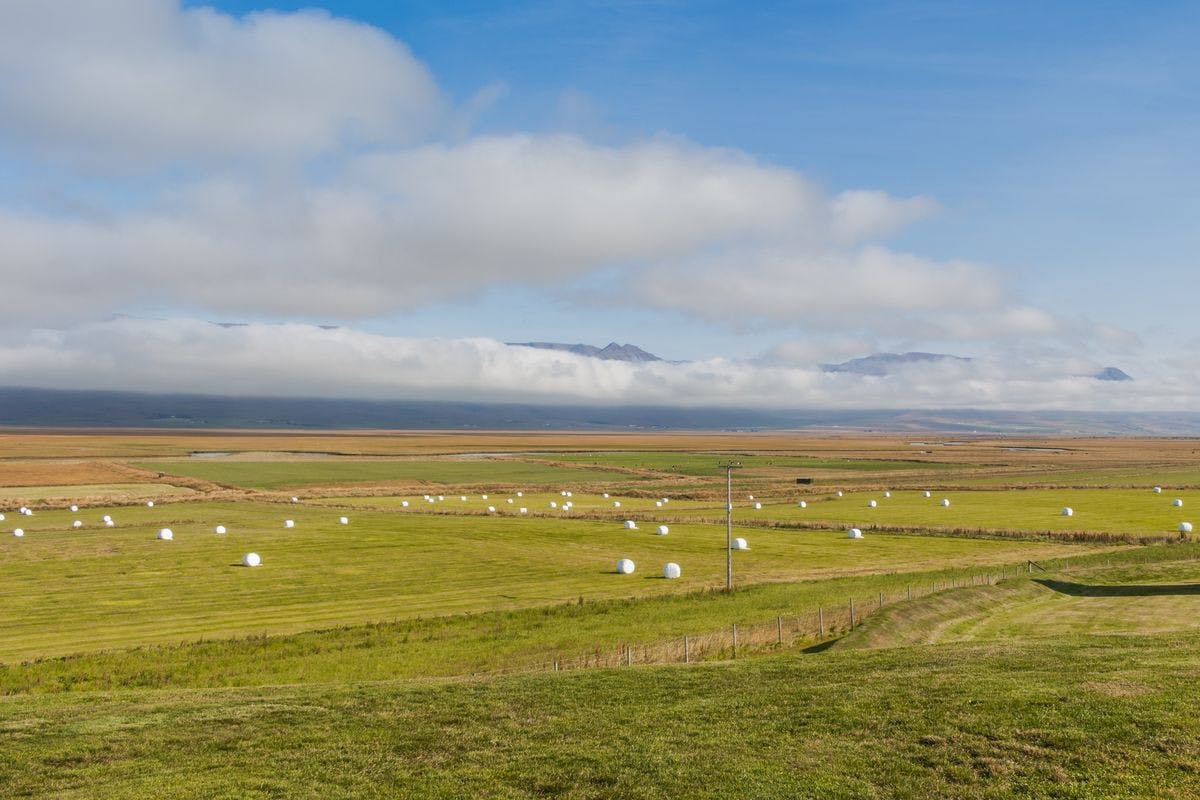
718, 461, 741, 592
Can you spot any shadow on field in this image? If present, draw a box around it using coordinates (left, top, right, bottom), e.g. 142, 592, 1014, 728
1036, 579, 1200, 597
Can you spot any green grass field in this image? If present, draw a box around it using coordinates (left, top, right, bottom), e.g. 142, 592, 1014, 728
134, 458, 641, 489
661, 487, 1199, 537
10, 435, 1200, 798
545, 450, 956, 476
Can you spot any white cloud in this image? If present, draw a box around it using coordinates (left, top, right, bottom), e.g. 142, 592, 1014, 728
0, 0, 442, 168
0, 319, 1185, 411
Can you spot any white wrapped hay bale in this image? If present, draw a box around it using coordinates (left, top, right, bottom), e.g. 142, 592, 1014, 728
748, 494, 755, 500
69, 505, 78, 512
72, 520, 82, 528
291, 497, 299, 504
146, 501, 154, 508
460, 496, 467, 502
0, 513, 5, 521
481, 495, 488, 500
517, 491, 523, 497
663, 562, 681, 579
437, 495, 444, 501
616, 558, 635, 574
612, 501, 621, 508
624, 520, 638, 530
1173, 499, 1184, 507
105, 520, 115, 527
401, 501, 410, 508
753, 502, 762, 510
1153, 486, 1163, 494
487, 506, 496, 513
603, 493, 610, 499
519, 507, 528, 514
847, 528, 863, 539
836, 491, 844, 498
656, 525, 669, 536
941, 498, 951, 507
1180, 522, 1193, 533
507, 498, 514, 504
157, 528, 173, 540
661, 498, 669, 504
214, 525, 227, 534
242, 552, 261, 567
12, 528, 24, 537
732, 537, 749, 550
883, 491, 891, 499
1061, 507, 1074, 517
284, 519, 295, 528
339, 516, 349, 525
923, 491, 931, 498
102, 515, 112, 523
867, 500, 877, 508
549, 501, 558, 509
797, 500, 807, 508
655, 501, 663, 507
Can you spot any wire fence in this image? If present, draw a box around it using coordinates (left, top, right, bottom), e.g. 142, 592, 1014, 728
468, 563, 1059, 679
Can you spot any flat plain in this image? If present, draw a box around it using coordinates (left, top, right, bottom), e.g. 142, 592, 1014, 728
3, 430, 1200, 798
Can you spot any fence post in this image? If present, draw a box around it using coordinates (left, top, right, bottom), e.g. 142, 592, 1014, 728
554, 660, 559, 672
818, 606, 825, 637
849, 598, 855, 627
732, 623, 738, 657
907, 585, 912, 600
625, 644, 631, 666
777, 615, 783, 644
684, 634, 690, 664
878, 592, 883, 609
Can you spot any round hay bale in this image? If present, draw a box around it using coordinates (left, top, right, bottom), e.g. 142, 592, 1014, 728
549, 501, 558, 509
923, 491, 931, 498
487, 506, 496, 513
1174, 499, 1184, 507
941, 498, 951, 507
1153, 486, 1163, 494
732, 537, 749, 550
507, 498, 514, 504
0, 513, 5, 521
663, 562, 681, 579
105, 520, 115, 527
1061, 507, 1074, 517
284, 519, 295, 528
460, 496, 467, 502
517, 491, 523, 497
72, 520, 82, 528
481, 495, 488, 500
836, 491, 844, 497
612, 501, 621, 508
1180, 522, 1193, 533
661, 498, 669, 504
339, 516, 349, 525
603, 493, 610, 499
242, 552, 261, 567
214, 525, 227, 534
624, 520, 638, 530
748, 494, 755, 500
102, 515, 112, 523
146, 501, 154, 508
157, 528, 173, 540
69, 505, 78, 512
754, 502, 763, 510
519, 507, 528, 514
401, 501, 410, 507
883, 491, 891, 498
616, 558, 635, 574
797, 500, 807, 508
655, 501, 663, 507
847, 528, 863, 539
12, 528, 24, 537
867, 499, 877, 508
291, 497, 299, 503
656, 525, 669, 536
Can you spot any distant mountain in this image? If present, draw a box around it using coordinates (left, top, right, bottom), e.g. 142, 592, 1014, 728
821, 352, 971, 376
508, 341, 663, 362
823, 352, 1133, 383
1095, 367, 1133, 381
0, 387, 1196, 434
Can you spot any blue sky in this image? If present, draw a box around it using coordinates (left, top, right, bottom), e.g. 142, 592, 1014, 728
0, 1, 1197, 408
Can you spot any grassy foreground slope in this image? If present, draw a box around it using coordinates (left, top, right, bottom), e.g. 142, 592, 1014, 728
3, 631, 1199, 799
